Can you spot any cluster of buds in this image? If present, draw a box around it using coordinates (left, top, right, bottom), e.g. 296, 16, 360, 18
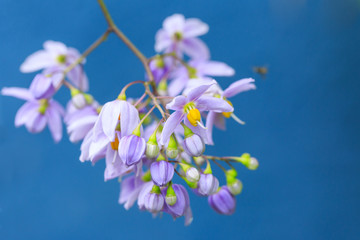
2, 2, 259, 226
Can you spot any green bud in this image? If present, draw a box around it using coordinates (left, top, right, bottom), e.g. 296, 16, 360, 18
227, 179, 243, 195
166, 135, 178, 159
158, 79, 168, 96
146, 131, 159, 159
203, 160, 212, 174
233, 153, 259, 170
193, 156, 205, 166
165, 183, 177, 206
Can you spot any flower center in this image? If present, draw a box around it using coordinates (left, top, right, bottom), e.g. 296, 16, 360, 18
110, 136, 119, 150
57, 54, 66, 64
174, 32, 183, 41
187, 109, 201, 127
222, 100, 233, 118
38, 99, 49, 115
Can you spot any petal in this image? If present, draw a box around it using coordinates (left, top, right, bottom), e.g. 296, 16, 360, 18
205, 111, 216, 145
66, 65, 89, 92
182, 38, 210, 60
25, 112, 47, 133
201, 61, 235, 77
67, 115, 97, 142
20, 50, 54, 73
163, 14, 185, 35
166, 95, 187, 111
196, 96, 233, 113
160, 111, 185, 145
43, 40, 67, 56
155, 29, 171, 52
223, 78, 256, 98
119, 101, 140, 137
15, 102, 38, 127
46, 103, 63, 142
104, 146, 133, 181
89, 133, 109, 163
168, 76, 188, 97
29, 74, 55, 99
183, 18, 209, 38
1, 87, 33, 101
186, 80, 216, 102
100, 100, 121, 142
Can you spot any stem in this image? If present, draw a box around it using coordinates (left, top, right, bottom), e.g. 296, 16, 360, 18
64, 29, 111, 74
120, 80, 145, 96
97, 0, 156, 88
211, 159, 226, 172
139, 105, 156, 125
134, 92, 147, 107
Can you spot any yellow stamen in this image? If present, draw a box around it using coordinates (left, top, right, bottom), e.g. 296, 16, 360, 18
222, 100, 233, 118
110, 137, 119, 150
187, 108, 201, 127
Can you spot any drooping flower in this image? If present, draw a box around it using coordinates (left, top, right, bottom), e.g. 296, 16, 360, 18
29, 74, 56, 99
138, 183, 164, 213
168, 59, 235, 96
1, 87, 64, 142
160, 80, 233, 145
182, 128, 205, 157
162, 183, 193, 226
155, 14, 209, 60
119, 133, 146, 166
150, 160, 174, 186
208, 186, 236, 215
206, 78, 256, 144
20, 40, 88, 91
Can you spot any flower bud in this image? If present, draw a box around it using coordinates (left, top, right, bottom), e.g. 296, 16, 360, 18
179, 162, 200, 183
71, 91, 87, 109
198, 173, 219, 196
233, 153, 259, 170
166, 135, 178, 159
208, 187, 236, 215
186, 167, 200, 182
150, 160, 174, 186
144, 185, 164, 213
183, 133, 205, 157
119, 132, 146, 166
157, 79, 168, 96
193, 156, 205, 166
146, 131, 159, 159
227, 179, 243, 195
165, 183, 177, 206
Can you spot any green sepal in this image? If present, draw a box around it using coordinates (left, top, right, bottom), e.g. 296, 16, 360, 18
70, 88, 81, 97
38, 99, 49, 115
187, 67, 197, 79
141, 170, 152, 182
117, 93, 126, 100
167, 135, 178, 150
182, 124, 193, 138
203, 160, 212, 174
84, 93, 94, 104
157, 154, 165, 162
147, 130, 158, 145
150, 185, 161, 194
132, 125, 141, 137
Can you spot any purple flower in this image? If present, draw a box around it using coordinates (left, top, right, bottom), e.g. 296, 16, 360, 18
119, 134, 146, 166
148, 56, 173, 84
118, 175, 145, 210
150, 161, 174, 186
198, 173, 219, 196
20, 40, 88, 91
208, 187, 236, 215
155, 14, 209, 60
206, 78, 256, 144
168, 59, 235, 96
1, 87, 64, 142
183, 133, 205, 157
160, 80, 233, 145
162, 184, 193, 226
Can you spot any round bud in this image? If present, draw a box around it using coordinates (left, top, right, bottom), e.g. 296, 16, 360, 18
227, 179, 243, 195
194, 156, 205, 166
72, 93, 87, 109
165, 184, 177, 206
183, 134, 205, 157
186, 167, 200, 183
146, 143, 159, 159
248, 157, 259, 170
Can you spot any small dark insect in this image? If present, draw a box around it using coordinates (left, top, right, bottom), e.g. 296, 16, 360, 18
253, 65, 268, 79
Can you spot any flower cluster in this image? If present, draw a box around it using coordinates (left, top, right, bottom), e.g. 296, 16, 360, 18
2, 10, 259, 225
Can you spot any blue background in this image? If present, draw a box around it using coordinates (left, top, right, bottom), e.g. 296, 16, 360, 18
1, 0, 360, 239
